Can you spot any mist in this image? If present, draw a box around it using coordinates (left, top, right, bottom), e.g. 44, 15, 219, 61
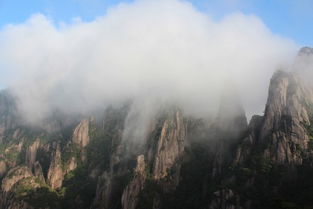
0, 0, 297, 125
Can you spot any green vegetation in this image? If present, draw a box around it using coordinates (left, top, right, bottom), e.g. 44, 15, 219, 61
61, 143, 81, 169
156, 142, 212, 209
5, 147, 20, 162
15, 177, 45, 197
137, 178, 162, 209
18, 187, 61, 209
86, 106, 128, 171
14, 177, 61, 209
61, 165, 97, 209
86, 126, 112, 170
12, 165, 97, 209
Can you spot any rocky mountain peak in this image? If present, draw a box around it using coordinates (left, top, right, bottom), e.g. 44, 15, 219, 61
72, 119, 90, 148
257, 69, 313, 164
298, 46, 313, 56
153, 109, 186, 180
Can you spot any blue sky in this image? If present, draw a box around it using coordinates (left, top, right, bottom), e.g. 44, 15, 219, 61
0, 0, 313, 46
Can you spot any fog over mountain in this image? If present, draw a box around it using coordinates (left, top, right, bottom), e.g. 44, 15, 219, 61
0, 0, 297, 125
3, 1, 313, 209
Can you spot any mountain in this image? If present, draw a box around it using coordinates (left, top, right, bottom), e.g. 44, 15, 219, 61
0, 47, 313, 209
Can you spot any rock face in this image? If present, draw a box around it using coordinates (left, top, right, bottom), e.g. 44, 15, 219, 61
153, 110, 186, 180
33, 161, 45, 182
121, 155, 146, 209
25, 138, 40, 168
64, 156, 77, 174
1, 166, 33, 192
47, 144, 64, 189
258, 71, 312, 164
72, 119, 90, 148
0, 160, 7, 177
235, 68, 313, 167
234, 115, 263, 165
71, 119, 91, 163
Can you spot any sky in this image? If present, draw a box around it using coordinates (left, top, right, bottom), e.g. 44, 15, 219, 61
0, 0, 312, 46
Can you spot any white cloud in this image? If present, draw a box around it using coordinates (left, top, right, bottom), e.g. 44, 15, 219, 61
0, 0, 297, 125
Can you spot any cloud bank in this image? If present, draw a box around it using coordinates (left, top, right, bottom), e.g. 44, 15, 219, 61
0, 0, 297, 124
